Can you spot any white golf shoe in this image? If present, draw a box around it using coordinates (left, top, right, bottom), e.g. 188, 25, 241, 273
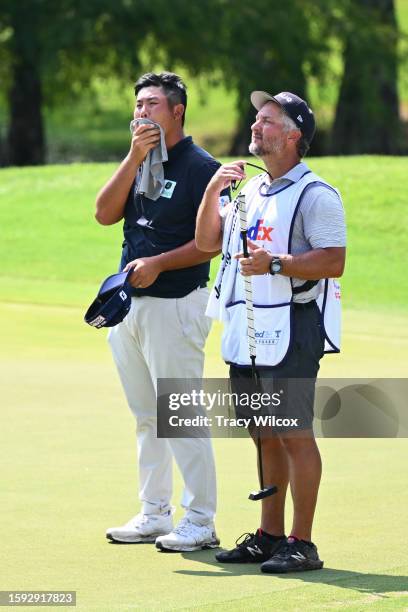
106, 509, 174, 543
155, 517, 220, 552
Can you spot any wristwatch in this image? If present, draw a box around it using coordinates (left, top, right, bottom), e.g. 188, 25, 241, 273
269, 256, 282, 275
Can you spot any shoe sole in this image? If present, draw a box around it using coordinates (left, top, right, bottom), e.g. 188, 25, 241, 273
215, 556, 266, 564
261, 560, 324, 573
106, 533, 165, 544
156, 539, 220, 553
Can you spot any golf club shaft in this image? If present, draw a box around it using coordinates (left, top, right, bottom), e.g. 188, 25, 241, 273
237, 195, 257, 371
237, 194, 264, 490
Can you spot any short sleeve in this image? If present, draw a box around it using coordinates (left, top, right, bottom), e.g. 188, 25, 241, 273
300, 185, 347, 249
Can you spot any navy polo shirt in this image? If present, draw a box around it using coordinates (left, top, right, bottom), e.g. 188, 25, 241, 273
120, 136, 224, 298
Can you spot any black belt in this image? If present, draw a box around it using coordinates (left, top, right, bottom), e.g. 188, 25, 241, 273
293, 300, 317, 310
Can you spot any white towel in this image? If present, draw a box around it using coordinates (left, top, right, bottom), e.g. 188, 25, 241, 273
206, 197, 241, 322
131, 118, 168, 201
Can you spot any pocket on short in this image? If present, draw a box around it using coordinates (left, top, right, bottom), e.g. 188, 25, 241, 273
175, 288, 211, 343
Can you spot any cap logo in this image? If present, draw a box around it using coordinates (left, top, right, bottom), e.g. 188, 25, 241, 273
297, 114, 304, 123
280, 93, 292, 102
119, 290, 127, 301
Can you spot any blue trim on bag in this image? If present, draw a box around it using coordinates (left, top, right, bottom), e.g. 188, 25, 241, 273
288, 180, 338, 257
225, 300, 292, 309
320, 278, 340, 353
287, 180, 340, 354
258, 170, 312, 197
287, 180, 338, 294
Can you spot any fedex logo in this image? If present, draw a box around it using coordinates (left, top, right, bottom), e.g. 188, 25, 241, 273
247, 218, 273, 241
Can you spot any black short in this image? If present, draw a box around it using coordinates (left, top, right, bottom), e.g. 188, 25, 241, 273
229, 301, 325, 432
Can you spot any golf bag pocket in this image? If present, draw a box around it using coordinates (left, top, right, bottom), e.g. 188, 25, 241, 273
222, 300, 292, 367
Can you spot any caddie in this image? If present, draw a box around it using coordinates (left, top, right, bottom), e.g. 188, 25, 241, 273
196, 90, 346, 572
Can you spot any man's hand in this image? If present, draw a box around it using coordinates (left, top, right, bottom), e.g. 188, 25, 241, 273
129, 123, 161, 162
234, 239, 274, 276
234, 240, 345, 279
123, 256, 164, 288
205, 160, 247, 193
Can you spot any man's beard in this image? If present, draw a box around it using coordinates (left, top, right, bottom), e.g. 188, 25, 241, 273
249, 135, 286, 157
249, 141, 263, 156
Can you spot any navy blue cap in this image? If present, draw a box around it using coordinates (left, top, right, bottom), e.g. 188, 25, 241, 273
250, 90, 316, 144
84, 270, 132, 329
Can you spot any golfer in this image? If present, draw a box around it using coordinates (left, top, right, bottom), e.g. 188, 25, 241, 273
95, 72, 228, 552
196, 90, 346, 572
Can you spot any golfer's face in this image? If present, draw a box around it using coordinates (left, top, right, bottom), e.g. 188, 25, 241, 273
250, 102, 287, 156
134, 86, 174, 132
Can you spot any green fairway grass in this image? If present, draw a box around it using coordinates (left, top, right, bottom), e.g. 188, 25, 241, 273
1, 158, 407, 610
1, 302, 407, 610
1, 156, 408, 311
1, 302, 407, 378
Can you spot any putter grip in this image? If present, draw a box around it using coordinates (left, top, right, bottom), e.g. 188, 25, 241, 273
231, 163, 245, 191
242, 231, 249, 258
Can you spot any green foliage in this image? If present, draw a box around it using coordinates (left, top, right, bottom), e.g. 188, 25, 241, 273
0, 0, 149, 106
43, 75, 237, 161
223, 1, 334, 98
152, 0, 342, 153
396, 0, 408, 102
332, 0, 402, 153
0, 0, 407, 163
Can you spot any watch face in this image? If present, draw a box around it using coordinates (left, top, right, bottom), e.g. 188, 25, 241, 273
271, 259, 282, 274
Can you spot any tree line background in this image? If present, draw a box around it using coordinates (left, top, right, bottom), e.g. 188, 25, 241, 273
0, 0, 407, 166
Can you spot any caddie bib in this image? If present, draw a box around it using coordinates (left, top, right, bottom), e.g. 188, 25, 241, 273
206, 169, 343, 367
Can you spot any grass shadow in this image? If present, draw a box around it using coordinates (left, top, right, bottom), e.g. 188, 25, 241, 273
177, 551, 407, 596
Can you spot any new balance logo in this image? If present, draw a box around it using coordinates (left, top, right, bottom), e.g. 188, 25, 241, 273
247, 545, 263, 557
291, 552, 306, 561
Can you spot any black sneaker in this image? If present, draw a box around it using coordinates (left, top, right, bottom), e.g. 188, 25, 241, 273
261, 537, 323, 573
215, 529, 285, 564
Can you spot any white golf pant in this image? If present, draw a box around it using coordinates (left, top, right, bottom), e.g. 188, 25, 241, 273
108, 287, 216, 525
